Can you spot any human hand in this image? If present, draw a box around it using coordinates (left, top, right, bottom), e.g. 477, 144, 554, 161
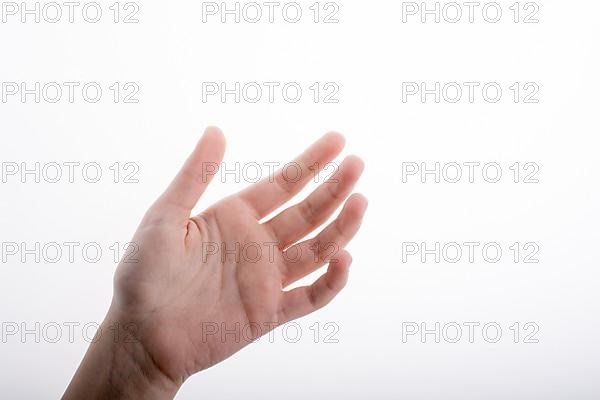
64, 127, 367, 399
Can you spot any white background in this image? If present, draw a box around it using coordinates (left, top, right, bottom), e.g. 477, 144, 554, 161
1, 0, 599, 398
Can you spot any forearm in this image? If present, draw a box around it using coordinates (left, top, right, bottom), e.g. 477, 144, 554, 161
62, 313, 180, 400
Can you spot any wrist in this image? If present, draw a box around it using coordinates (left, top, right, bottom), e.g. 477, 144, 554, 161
63, 311, 180, 400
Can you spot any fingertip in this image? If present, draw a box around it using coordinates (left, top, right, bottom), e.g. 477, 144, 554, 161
346, 154, 365, 168
334, 193, 368, 235
341, 249, 353, 265
322, 131, 346, 152
324, 130, 345, 142
204, 125, 222, 135
203, 126, 226, 147
328, 250, 351, 289
331, 249, 352, 269
342, 155, 365, 179
348, 193, 369, 214
195, 127, 226, 165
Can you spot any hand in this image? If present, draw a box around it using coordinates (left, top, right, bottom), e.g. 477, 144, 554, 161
64, 127, 367, 399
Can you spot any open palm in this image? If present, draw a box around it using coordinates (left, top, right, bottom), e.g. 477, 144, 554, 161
109, 127, 367, 386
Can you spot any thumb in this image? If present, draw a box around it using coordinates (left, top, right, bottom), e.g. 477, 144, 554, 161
153, 126, 226, 222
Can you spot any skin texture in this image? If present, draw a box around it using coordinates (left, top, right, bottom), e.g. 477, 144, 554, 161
63, 127, 368, 399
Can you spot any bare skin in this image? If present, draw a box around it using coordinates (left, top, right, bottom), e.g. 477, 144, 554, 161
63, 127, 368, 399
